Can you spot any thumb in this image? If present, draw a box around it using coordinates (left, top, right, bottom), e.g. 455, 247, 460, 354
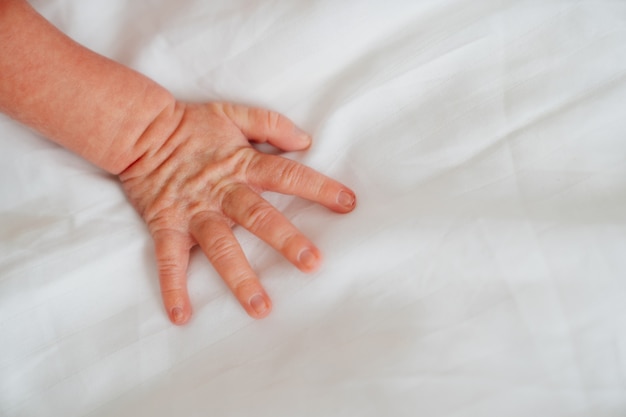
221, 103, 312, 152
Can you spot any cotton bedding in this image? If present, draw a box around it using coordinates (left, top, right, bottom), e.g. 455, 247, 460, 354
1, 1, 626, 416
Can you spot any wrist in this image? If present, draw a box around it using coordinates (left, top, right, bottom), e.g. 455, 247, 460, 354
0, 0, 179, 175
117, 98, 187, 180
103, 86, 179, 175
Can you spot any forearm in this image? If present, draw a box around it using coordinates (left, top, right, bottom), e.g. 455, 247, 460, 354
0, 0, 176, 174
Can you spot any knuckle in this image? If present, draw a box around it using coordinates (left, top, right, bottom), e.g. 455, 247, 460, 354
244, 200, 275, 231
160, 288, 184, 298
148, 214, 185, 239
207, 234, 236, 264
232, 147, 255, 176
211, 101, 235, 122
221, 147, 254, 180
157, 260, 187, 293
213, 101, 228, 116
142, 187, 178, 224
309, 177, 326, 199
280, 231, 302, 252
265, 110, 281, 133
158, 259, 183, 279
276, 161, 304, 187
219, 184, 238, 211
233, 276, 259, 295
210, 149, 254, 203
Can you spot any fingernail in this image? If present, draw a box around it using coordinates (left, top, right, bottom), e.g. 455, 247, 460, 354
298, 248, 317, 270
294, 126, 311, 142
250, 294, 268, 316
171, 307, 184, 323
337, 190, 355, 209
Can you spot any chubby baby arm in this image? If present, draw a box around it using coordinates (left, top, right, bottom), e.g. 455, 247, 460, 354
0, 0, 356, 324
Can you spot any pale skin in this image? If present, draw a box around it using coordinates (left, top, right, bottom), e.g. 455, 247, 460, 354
0, 0, 356, 325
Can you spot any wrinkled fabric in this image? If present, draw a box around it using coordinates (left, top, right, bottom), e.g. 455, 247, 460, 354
1, 1, 626, 416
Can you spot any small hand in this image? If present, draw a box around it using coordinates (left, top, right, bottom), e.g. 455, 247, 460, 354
119, 102, 356, 325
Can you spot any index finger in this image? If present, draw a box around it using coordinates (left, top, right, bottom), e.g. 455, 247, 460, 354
247, 153, 356, 213
221, 103, 312, 152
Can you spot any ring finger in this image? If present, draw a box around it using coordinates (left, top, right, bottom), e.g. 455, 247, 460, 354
190, 210, 272, 319
222, 183, 322, 273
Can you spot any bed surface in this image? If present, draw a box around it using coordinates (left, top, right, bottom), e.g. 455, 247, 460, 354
1, 1, 626, 416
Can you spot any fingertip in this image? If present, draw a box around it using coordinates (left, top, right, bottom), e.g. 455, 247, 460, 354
169, 305, 192, 325
264, 124, 312, 152
248, 293, 272, 318
165, 297, 192, 325
297, 247, 323, 273
292, 126, 313, 150
228, 105, 313, 152
336, 189, 357, 212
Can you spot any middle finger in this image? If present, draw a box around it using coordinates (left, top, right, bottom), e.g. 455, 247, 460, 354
190, 210, 272, 319
222, 183, 322, 273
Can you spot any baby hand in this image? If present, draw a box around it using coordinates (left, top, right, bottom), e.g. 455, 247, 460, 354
119, 102, 356, 325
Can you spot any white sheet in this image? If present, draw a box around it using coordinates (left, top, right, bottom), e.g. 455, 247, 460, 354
2, 1, 626, 416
